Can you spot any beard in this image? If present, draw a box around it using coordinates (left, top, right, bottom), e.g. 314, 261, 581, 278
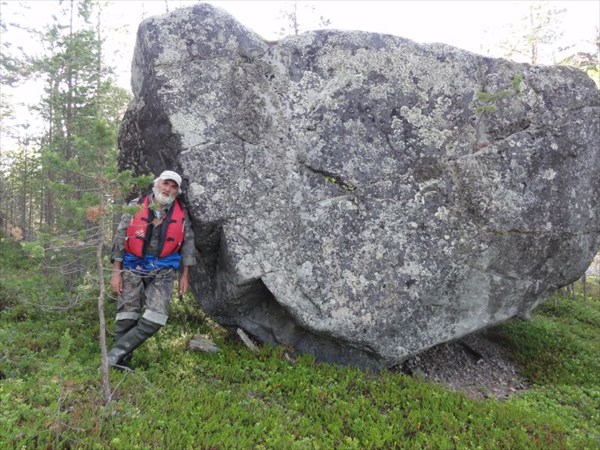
153, 185, 176, 206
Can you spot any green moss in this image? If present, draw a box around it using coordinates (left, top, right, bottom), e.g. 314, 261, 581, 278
1, 236, 599, 449
475, 73, 524, 113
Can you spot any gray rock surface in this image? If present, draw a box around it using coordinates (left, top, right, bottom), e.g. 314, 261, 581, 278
118, 4, 600, 369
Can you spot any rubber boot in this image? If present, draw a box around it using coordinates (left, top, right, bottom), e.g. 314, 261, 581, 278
113, 319, 137, 367
107, 318, 162, 368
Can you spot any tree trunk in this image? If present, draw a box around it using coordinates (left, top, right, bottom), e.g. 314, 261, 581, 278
96, 127, 112, 404
96, 215, 111, 405
65, 0, 74, 164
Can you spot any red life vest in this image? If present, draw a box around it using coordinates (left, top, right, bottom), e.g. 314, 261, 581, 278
125, 196, 186, 258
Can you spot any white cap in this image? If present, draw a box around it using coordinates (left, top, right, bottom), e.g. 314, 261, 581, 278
158, 170, 182, 186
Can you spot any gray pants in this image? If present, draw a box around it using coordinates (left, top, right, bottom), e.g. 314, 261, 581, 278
116, 268, 176, 325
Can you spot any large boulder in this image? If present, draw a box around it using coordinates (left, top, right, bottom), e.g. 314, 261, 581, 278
119, 4, 600, 369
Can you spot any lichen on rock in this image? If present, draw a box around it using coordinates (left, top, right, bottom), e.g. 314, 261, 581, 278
119, 3, 600, 369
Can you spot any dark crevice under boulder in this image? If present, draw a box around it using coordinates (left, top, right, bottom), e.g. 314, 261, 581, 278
118, 4, 600, 369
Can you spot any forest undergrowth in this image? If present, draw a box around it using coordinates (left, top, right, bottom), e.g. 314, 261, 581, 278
1, 235, 599, 449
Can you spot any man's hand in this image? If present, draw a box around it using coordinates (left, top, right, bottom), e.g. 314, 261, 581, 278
111, 262, 123, 295
179, 266, 190, 295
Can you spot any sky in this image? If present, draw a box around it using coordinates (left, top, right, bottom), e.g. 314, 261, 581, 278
108, 0, 600, 88
1, 0, 599, 148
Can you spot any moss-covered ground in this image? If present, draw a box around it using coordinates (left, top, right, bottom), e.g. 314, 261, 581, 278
1, 236, 598, 449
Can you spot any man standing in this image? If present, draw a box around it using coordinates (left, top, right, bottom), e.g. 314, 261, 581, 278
108, 170, 196, 368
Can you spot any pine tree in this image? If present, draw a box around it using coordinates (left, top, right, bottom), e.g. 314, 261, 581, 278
1, 0, 137, 290
276, 1, 332, 38
499, 1, 567, 65
2, 140, 42, 241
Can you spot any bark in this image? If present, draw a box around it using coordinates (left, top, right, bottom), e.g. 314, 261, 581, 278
96, 223, 111, 404
96, 134, 111, 404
